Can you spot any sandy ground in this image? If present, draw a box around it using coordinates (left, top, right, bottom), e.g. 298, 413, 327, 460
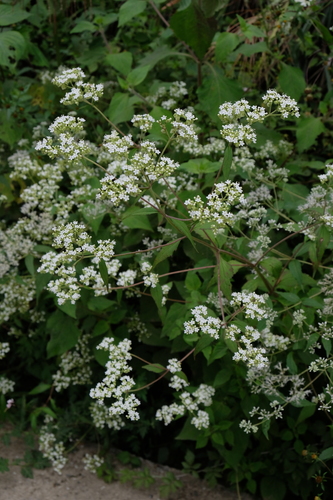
0, 426, 254, 500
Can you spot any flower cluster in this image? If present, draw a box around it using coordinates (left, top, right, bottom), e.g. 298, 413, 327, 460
183, 305, 222, 339
185, 180, 244, 232
39, 421, 67, 474
90, 337, 140, 421
82, 453, 104, 473
53, 335, 93, 392
262, 89, 300, 118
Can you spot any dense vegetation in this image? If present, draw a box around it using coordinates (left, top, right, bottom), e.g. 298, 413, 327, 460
1, 1, 333, 498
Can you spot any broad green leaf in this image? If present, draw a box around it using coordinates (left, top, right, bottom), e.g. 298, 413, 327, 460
169, 219, 196, 250
180, 158, 220, 174
176, 417, 202, 440
277, 292, 300, 305
296, 116, 326, 153
0, 31, 27, 67
153, 240, 180, 267
296, 404, 316, 425
142, 363, 165, 373
127, 65, 150, 86
218, 257, 233, 300
288, 260, 303, 288
170, 4, 216, 60
122, 214, 153, 231
97, 259, 109, 288
213, 368, 231, 386
0, 5, 30, 25
29, 383, 52, 395
222, 144, 233, 180
118, 0, 147, 27
88, 297, 115, 311
57, 301, 77, 319
93, 320, 109, 337
185, 272, 201, 291
237, 16, 266, 39
234, 41, 268, 57
194, 335, 214, 356
46, 310, 81, 358
286, 352, 298, 375
107, 92, 134, 124
319, 447, 333, 461
215, 32, 240, 62
197, 67, 243, 122
138, 46, 181, 68
25, 255, 35, 276
151, 283, 163, 308
278, 64, 306, 101
105, 52, 133, 76
70, 20, 96, 33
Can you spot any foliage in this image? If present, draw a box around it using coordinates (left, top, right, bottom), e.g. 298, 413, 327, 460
0, 1, 333, 499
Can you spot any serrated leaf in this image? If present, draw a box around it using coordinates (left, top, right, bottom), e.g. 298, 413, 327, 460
105, 51, 133, 76
169, 219, 196, 250
122, 214, 153, 231
153, 240, 180, 268
170, 4, 216, 60
215, 32, 240, 62
118, 0, 147, 27
180, 158, 220, 174
142, 363, 165, 373
185, 272, 201, 291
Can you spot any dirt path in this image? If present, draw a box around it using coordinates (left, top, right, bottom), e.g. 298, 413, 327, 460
0, 427, 253, 500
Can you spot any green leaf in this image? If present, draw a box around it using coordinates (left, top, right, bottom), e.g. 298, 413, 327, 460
118, 0, 147, 27
0, 5, 30, 25
197, 67, 243, 122
105, 52, 133, 76
107, 92, 134, 125
0, 30, 27, 67
99, 259, 109, 288
296, 116, 326, 153
194, 335, 214, 356
153, 240, 180, 268
25, 255, 35, 276
234, 41, 269, 57
142, 363, 165, 373
70, 20, 96, 33
180, 158, 220, 174
169, 219, 196, 250
93, 320, 110, 337
288, 260, 303, 288
150, 283, 163, 309
213, 368, 231, 386
176, 417, 202, 440
319, 447, 333, 461
127, 65, 150, 86
21, 466, 33, 478
296, 404, 316, 425
122, 214, 153, 231
218, 258, 233, 300
57, 301, 77, 319
170, 4, 216, 60
277, 292, 300, 305
46, 310, 81, 358
88, 297, 115, 311
278, 64, 306, 101
185, 272, 201, 291
286, 352, 298, 375
29, 383, 52, 395
215, 32, 240, 62
222, 145, 233, 181
138, 46, 181, 68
